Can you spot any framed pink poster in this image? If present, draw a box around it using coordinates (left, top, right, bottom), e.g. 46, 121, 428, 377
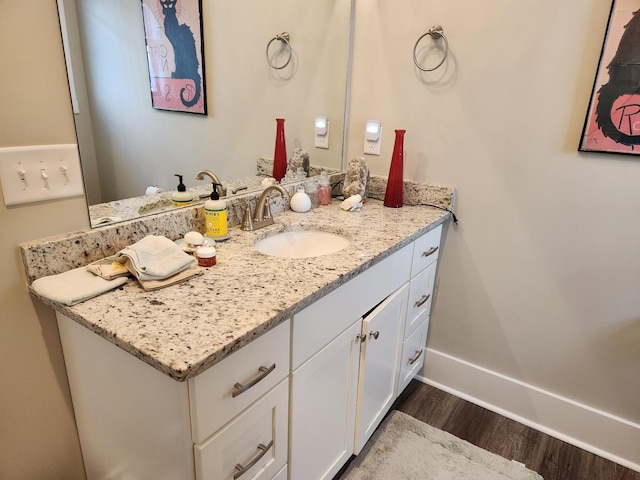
580, 0, 640, 155
141, 0, 206, 114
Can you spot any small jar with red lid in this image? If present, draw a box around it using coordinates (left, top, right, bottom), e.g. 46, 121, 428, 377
196, 246, 217, 267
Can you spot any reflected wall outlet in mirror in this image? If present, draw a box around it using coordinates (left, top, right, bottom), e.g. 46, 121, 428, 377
314, 116, 329, 149
364, 120, 382, 156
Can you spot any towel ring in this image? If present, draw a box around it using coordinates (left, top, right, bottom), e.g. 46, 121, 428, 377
413, 25, 449, 72
266, 32, 292, 70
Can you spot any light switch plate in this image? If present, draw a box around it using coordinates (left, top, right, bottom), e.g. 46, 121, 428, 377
0, 144, 85, 206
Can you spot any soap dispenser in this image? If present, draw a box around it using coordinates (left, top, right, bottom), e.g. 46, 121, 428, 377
171, 174, 194, 207
204, 183, 229, 240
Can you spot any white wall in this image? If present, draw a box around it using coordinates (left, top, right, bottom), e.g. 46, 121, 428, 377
347, 0, 640, 470
0, 1, 88, 478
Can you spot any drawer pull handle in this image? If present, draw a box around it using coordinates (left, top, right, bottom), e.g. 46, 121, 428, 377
408, 349, 424, 365
232, 364, 276, 398
233, 440, 273, 479
422, 246, 439, 257
369, 331, 380, 340
414, 294, 431, 308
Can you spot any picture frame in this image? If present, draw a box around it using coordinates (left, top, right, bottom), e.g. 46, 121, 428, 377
140, 0, 207, 114
579, 0, 640, 155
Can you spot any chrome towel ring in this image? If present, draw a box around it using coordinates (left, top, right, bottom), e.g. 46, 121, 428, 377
266, 32, 292, 70
413, 25, 449, 72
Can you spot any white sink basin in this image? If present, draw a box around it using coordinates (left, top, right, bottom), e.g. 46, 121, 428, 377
254, 230, 350, 258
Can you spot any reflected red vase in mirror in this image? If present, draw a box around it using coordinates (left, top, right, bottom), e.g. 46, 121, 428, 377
273, 118, 287, 182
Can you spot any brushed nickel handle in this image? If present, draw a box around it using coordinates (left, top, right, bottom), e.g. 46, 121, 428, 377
233, 440, 273, 479
415, 294, 431, 308
408, 349, 424, 365
369, 331, 380, 340
422, 246, 438, 257
356, 333, 367, 343
232, 364, 276, 398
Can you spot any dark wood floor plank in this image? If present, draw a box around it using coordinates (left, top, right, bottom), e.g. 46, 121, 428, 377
394, 380, 640, 480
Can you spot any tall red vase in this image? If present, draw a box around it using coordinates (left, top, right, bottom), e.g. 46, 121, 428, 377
384, 129, 406, 208
273, 118, 287, 182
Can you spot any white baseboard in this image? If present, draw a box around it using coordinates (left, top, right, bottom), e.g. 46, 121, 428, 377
418, 348, 640, 473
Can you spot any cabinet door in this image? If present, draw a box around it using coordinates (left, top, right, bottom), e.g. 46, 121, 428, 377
354, 284, 408, 454
290, 320, 362, 480
194, 379, 288, 480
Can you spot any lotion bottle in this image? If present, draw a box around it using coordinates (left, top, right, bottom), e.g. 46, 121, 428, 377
171, 174, 194, 207
204, 183, 228, 240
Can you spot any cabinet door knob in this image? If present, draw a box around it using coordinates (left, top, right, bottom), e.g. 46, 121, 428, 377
234, 440, 273, 479
232, 364, 276, 398
408, 349, 424, 365
356, 333, 367, 343
369, 331, 380, 340
414, 294, 431, 308
422, 246, 439, 257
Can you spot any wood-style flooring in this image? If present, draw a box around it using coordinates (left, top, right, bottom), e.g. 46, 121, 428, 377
392, 380, 640, 480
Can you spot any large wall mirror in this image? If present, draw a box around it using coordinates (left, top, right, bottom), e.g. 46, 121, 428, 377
58, 0, 353, 227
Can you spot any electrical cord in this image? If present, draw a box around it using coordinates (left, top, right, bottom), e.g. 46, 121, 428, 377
423, 204, 458, 224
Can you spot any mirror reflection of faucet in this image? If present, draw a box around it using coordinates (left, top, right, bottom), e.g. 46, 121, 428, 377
195, 170, 227, 198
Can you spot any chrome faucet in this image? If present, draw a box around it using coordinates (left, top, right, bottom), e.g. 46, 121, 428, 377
195, 170, 227, 198
242, 185, 289, 231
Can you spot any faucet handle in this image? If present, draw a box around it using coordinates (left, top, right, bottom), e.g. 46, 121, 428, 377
241, 201, 254, 231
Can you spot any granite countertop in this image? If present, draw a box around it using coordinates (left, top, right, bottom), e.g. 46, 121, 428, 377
29, 199, 450, 382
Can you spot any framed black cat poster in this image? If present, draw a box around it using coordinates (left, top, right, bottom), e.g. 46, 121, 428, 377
141, 0, 207, 114
580, 0, 640, 155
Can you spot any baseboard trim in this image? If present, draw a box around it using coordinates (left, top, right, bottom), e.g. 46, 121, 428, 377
417, 348, 640, 473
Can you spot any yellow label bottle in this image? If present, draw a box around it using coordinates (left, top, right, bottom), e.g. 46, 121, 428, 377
204, 198, 228, 240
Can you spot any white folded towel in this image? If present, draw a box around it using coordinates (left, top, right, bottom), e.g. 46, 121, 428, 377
116, 235, 196, 281
31, 267, 128, 306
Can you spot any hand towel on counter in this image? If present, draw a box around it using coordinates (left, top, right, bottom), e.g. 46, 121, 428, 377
134, 263, 203, 291
116, 235, 196, 281
31, 267, 129, 306
86, 255, 130, 280
115, 235, 203, 290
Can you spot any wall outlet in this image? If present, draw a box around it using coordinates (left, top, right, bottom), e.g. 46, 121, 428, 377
364, 121, 382, 156
0, 144, 85, 206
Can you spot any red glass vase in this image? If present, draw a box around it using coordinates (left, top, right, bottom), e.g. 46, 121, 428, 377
384, 129, 406, 208
273, 118, 287, 182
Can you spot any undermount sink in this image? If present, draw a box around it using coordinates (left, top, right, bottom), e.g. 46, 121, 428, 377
254, 230, 350, 258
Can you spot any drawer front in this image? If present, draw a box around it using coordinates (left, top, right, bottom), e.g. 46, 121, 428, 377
397, 317, 429, 394
405, 261, 436, 340
411, 224, 442, 276
195, 379, 288, 480
189, 319, 290, 444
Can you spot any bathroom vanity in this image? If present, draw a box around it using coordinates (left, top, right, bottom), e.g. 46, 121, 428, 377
21, 192, 451, 480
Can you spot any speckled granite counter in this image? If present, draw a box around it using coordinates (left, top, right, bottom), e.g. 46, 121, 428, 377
22, 185, 454, 382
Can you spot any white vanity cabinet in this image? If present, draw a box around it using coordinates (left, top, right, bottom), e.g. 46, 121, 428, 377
56, 314, 290, 480
55, 222, 444, 480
